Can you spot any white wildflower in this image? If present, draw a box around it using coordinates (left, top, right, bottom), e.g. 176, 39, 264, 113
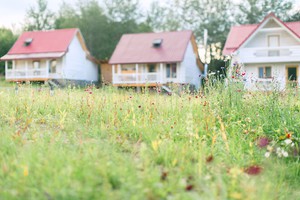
284, 139, 293, 145
265, 152, 271, 158
282, 150, 289, 158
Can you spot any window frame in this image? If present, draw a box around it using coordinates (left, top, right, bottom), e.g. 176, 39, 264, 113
166, 63, 177, 78
258, 66, 272, 79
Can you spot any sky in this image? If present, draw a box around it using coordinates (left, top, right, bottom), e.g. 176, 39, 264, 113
0, 0, 300, 30
0, 0, 159, 29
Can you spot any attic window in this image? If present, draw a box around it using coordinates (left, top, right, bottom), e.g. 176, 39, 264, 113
24, 38, 33, 46
153, 39, 163, 48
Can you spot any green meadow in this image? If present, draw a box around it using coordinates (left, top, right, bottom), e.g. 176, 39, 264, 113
0, 83, 299, 200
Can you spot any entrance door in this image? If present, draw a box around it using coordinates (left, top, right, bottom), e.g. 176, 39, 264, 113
286, 66, 298, 88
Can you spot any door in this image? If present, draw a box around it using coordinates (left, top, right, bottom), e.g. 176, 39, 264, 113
166, 63, 177, 82
286, 66, 298, 88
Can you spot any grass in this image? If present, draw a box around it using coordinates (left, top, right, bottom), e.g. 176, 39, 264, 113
0, 82, 299, 200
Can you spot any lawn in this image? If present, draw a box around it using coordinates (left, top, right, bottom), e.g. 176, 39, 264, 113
0, 83, 299, 200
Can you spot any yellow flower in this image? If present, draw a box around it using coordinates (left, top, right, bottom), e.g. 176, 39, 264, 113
151, 140, 161, 152
23, 166, 29, 177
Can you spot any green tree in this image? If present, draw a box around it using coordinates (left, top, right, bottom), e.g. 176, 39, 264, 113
236, 0, 293, 24
0, 28, 17, 75
104, 0, 141, 22
23, 0, 55, 31
287, 10, 300, 22
55, 0, 151, 60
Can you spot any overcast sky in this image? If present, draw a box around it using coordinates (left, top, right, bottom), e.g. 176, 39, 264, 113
0, 0, 299, 30
0, 0, 159, 29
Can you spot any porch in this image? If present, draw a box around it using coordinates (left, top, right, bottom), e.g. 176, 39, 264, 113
112, 63, 179, 86
5, 59, 61, 81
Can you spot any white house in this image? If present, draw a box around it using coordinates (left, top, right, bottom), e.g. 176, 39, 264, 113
109, 30, 204, 90
0, 28, 98, 85
223, 13, 300, 91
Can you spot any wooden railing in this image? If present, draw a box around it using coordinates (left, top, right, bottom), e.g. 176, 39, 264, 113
113, 73, 161, 84
6, 69, 49, 80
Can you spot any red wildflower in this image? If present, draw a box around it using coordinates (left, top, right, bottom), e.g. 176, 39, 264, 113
206, 155, 214, 163
244, 165, 262, 175
161, 171, 168, 181
232, 76, 235, 79
286, 133, 292, 139
242, 72, 246, 76
185, 184, 194, 191
257, 137, 270, 148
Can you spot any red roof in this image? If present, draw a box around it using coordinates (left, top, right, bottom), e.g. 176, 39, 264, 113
109, 30, 194, 64
223, 14, 300, 55
7, 28, 78, 55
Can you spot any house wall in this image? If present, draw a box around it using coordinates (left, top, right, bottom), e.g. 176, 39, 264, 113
245, 30, 299, 48
243, 63, 300, 91
64, 35, 98, 82
182, 41, 201, 89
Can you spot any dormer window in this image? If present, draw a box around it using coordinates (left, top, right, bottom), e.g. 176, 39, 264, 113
153, 39, 163, 48
24, 38, 33, 46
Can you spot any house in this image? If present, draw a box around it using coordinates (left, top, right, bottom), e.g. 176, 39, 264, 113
109, 30, 204, 90
0, 28, 98, 85
223, 13, 300, 91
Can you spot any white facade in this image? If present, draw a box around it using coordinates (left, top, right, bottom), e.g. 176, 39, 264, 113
232, 17, 300, 91
112, 41, 202, 89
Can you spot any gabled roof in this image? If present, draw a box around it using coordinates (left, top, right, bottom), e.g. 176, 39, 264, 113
223, 13, 300, 55
1, 28, 93, 61
109, 30, 197, 65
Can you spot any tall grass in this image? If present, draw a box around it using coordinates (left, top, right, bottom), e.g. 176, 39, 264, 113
0, 83, 299, 200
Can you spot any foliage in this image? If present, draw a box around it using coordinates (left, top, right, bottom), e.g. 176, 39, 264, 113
0, 28, 17, 75
0, 84, 300, 199
286, 10, 300, 22
23, 0, 55, 31
236, 0, 293, 24
55, 0, 152, 60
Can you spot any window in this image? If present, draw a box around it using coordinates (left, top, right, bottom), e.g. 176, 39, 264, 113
259, 66, 272, 78
49, 60, 57, 73
7, 61, 13, 70
166, 63, 177, 78
33, 61, 40, 69
148, 64, 156, 73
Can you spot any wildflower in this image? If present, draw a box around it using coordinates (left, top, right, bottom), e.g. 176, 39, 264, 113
284, 139, 293, 145
23, 166, 29, 177
138, 105, 141, 109
185, 184, 194, 191
206, 155, 214, 163
242, 72, 246, 76
161, 171, 168, 181
257, 137, 270, 148
286, 133, 292, 139
244, 165, 262, 175
265, 152, 271, 158
232, 76, 235, 79
282, 151, 289, 157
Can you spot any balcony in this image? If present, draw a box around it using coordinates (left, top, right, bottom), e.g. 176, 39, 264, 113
238, 46, 300, 63
113, 73, 161, 85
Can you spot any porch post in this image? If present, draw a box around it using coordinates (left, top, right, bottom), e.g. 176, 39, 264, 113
46, 60, 50, 78
25, 61, 28, 79
136, 64, 139, 83
12, 61, 15, 70
5, 61, 8, 79
160, 63, 163, 83
112, 65, 115, 84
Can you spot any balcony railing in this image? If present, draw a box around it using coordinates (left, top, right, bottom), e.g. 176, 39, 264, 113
238, 46, 300, 63
113, 73, 161, 84
6, 69, 49, 80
